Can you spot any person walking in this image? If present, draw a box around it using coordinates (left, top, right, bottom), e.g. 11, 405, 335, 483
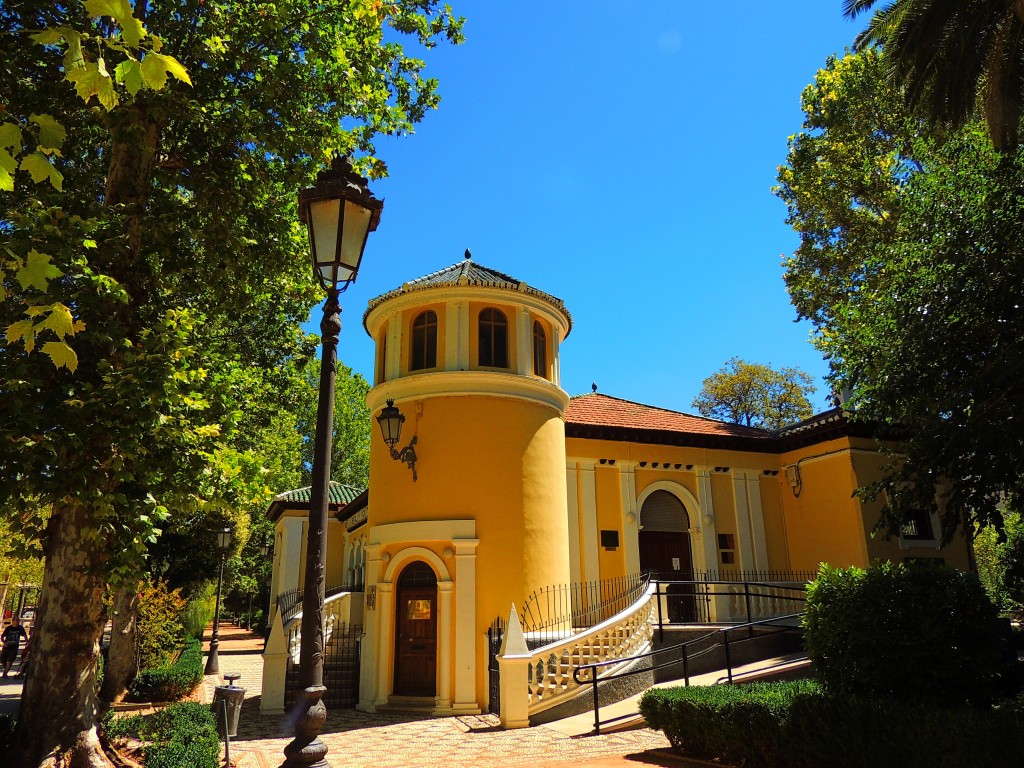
1, 616, 27, 677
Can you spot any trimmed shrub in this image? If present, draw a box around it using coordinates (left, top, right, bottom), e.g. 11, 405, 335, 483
144, 702, 219, 768
137, 580, 188, 669
103, 702, 218, 768
641, 683, 1024, 768
804, 561, 1020, 705
129, 637, 204, 702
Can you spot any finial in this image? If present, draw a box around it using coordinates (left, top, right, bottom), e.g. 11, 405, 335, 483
464, 249, 472, 260
592, 383, 598, 393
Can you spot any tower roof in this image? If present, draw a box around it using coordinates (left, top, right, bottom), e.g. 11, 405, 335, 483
364, 253, 572, 333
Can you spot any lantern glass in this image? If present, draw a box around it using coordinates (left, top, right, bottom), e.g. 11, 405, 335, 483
216, 527, 233, 552
376, 402, 405, 449
308, 197, 373, 287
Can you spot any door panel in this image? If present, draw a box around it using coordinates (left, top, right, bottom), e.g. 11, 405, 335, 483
394, 585, 437, 696
639, 531, 696, 622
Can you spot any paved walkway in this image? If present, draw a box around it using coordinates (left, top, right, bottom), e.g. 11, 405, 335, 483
197, 623, 696, 768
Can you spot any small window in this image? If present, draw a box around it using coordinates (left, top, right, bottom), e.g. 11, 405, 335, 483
532, 321, 547, 378
600, 529, 619, 549
478, 308, 508, 368
901, 509, 935, 541
718, 533, 736, 565
411, 311, 437, 371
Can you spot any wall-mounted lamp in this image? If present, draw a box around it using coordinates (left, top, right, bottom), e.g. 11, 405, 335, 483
376, 399, 418, 480
785, 464, 802, 496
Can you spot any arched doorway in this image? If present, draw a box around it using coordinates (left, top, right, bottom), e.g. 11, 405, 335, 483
638, 490, 696, 621
393, 561, 438, 696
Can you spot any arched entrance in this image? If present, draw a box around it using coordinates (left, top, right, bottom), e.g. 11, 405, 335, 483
393, 561, 438, 696
638, 490, 696, 621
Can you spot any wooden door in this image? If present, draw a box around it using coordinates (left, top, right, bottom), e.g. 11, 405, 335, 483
394, 563, 437, 696
639, 531, 696, 622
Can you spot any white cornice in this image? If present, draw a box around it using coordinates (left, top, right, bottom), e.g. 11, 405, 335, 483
367, 370, 570, 414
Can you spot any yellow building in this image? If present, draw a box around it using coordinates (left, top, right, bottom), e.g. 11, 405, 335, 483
261, 255, 973, 719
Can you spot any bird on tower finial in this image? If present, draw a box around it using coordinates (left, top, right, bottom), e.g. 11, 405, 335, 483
464, 249, 472, 260
592, 383, 598, 393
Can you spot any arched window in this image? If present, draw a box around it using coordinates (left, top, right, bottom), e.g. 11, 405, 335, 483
411, 310, 437, 370
532, 321, 547, 378
478, 308, 508, 368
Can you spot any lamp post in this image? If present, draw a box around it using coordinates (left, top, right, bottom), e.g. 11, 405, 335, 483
260, 538, 272, 634
204, 526, 233, 675
283, 157, 382, 768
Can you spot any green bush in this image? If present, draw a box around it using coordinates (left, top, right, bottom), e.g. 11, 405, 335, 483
103, 702, 219, 768
641, 683, 1024, 768
804, 561, 1020, 705
179, 586, 216, 640
137, 580, 188, 669
128, 637, 204, 702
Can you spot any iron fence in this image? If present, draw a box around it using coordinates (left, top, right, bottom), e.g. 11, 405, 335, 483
285, 621, 362, 710
276, 581, 364, 625
518, 573, 649, 646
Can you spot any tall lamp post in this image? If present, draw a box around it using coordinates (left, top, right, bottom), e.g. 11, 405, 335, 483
283, 157, 383, 768
204, 526, 233, 675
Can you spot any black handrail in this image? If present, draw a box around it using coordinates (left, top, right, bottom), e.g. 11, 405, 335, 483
571, 577, 809, 734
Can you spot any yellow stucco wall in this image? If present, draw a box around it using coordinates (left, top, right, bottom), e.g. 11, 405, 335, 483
367, 392, 570, 706
595, 465, 625, 579
758, 475, 792, 571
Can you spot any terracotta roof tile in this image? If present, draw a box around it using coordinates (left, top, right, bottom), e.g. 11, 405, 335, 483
565, 393, 773, 440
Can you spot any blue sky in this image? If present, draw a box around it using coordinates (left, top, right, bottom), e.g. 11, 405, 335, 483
310, 3, 861, 415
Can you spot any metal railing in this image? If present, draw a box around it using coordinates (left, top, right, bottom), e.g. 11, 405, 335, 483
519, 573, 649, 645
571, 578, 810, 734
276, 581, 363, 624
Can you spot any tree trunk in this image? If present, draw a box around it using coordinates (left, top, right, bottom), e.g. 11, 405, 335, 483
0, 572, 10, 622
11, 506, 113, 768
99, 585, 139, 705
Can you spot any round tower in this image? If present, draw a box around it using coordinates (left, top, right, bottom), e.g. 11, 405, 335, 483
358, 252, 572, 713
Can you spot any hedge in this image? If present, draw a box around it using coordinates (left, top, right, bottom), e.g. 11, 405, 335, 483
640, 682, 1024, 768
804, 561, 1020, 705
128, 637, 204, 702
104, 702, 219, 768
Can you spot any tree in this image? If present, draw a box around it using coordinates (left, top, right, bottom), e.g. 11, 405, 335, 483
297, 362, 372, 488
844, 0, 1024, 150
775, 49, 1024, 542
0, 2, 463, 765
691, 358, 816, 430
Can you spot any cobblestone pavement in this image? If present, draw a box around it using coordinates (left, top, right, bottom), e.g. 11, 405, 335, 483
203, 624, 677, 768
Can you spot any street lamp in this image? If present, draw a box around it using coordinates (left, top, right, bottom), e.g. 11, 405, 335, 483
376, 399, 418, 480
283, 157, 382, 768
204, 526, 233, 675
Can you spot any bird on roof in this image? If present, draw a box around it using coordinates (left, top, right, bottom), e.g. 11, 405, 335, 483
592, 383, 598, 393
464, 248, 471, 260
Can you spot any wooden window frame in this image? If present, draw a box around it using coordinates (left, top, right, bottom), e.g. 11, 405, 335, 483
411, 310, 438, 371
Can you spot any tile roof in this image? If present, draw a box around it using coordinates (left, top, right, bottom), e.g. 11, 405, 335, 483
363, 253, 572, 333
565, 393, 773, 440
273, 481, 364, 506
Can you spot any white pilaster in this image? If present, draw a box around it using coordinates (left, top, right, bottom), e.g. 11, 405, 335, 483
744, 472, 770, 570
516, 307, 531, 376
565, 462, 582, 584
579, 460, 599, 582
732, 472, 755, 571
453, 538, 480, 713
386, 315, 401, 380
436, 581, 453, 709
374, 581, 394, 708
618, 462, 639, 574
445, 300, 468, 371
551, 333, 561, 386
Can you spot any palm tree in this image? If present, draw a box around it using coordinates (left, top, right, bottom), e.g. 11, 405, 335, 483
845, 0, 1024, 150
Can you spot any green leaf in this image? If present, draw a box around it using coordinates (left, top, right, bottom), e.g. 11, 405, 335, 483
37, 303, 77, 339
66, 63, 119, 110
30, 114, 66, 153
140, 52, 192, 91
6, 319, 35, 350
42, 341, 78, 372
0, 123, 22, 151
19, 152, 64, 191
114, 59, 144, 96
16, 250, 64, 291
83, 0, 146, 48
0, 149, 16, 192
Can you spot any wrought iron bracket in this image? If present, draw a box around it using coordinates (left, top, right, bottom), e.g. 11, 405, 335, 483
389, 435, 418, 481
